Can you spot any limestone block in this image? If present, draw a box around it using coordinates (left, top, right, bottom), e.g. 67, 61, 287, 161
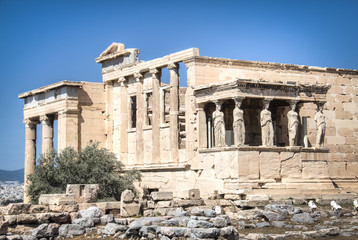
151, 191, 173, 201
302, 161, 329, 179
120, 203, 140, 217
246, 194, 269, 201
156, 200, 172, 208
188, 189, 200, 200
38, 194, 76, 205
214, 151, 237, 179
238, 151, 259, 180
176, 199, 204, 208
6, 203, 31, 215
259, 152, 280, 180
280, 152, 302, 179
121, 189, 135, 203
66, 184, 99, 203
49, 204, 79, 213
17, 214, 37, 224
346, 162, 358, 177
29, 205, 49, 213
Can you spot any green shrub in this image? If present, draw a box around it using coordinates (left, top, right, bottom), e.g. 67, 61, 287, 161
26, 142, 141, 203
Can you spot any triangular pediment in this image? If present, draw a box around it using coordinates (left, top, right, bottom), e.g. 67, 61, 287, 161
97, 42, 125, 59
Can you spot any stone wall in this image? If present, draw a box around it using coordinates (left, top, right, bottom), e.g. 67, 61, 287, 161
78, 82, 106, 149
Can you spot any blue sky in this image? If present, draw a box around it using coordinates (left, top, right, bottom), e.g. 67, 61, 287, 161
0, 0, 357, 170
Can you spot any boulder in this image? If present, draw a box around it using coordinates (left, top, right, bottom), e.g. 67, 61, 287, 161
187, 220, 214, 228
191, 228, 219, 239
219, 226, 239, 239
212, 216, 228, 228
31, 223, 60, 238
121, 189, 135, 203
262, 210, 285, 221
291, 213, 314, 224
79, 206, 102, 218
203, 209, 216, 218
103, 223, 124, 235
72, 217, 95, 228
58, 224, 85, 236
256, 221, 270, 228
100, 214, 114, 224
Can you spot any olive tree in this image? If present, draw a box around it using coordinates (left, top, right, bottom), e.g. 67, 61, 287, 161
26, 142, 141, 203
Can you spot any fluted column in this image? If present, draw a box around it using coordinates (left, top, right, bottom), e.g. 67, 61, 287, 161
151, 68, 161, 164
168, 63, 180, 163
119, 77, 128, 164
24, 118, 37, 203
160, 88, 165, 125
40, 115, 54, 154
135, 72, 144, 164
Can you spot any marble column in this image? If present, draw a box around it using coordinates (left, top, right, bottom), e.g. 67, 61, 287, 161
168, 63, 180, 163
135, 72, 144, 164
160, 88, 165, 125
150, 68, 161, 164
40, 115, 54, 154
24, 118, 37, 203
119, 77, 128, 164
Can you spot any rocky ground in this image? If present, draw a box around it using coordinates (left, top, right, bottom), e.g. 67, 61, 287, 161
2, 202, 358, 239
0, 181, 23, 206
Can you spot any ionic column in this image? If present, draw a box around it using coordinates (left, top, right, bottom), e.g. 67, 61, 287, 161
160, 88, 165, 125
150, 68, 161, 164
119, 77, 128, 164
135, 72, 144, 164
168, 63, 180, 163
24, 119, 37, 203
40, 115, 54, 154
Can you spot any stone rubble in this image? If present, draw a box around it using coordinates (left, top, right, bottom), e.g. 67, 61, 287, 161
2, 189, 358, 239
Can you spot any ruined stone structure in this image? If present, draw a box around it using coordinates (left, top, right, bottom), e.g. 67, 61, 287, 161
19, 43, 358, 203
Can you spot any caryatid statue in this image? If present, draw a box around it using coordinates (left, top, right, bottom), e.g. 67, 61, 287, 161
314, 102, 326, 147
287, 101, 299, 146
233, 98, 245, 145
260, 100, 274, 146
213, 101, 226, 147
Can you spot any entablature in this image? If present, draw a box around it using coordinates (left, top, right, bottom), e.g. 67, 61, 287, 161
194, 78, 331, 104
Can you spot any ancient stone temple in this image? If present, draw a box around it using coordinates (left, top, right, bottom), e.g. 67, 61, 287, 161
19, 43, 358, 203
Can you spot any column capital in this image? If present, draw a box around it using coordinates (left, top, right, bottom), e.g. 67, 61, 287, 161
118, 77, 127, 87
40, 115, 51, 122
23, 118, 38, 126
167, 62, 179, 70
233, 96, 245, 103
150, 68, 161, 75
134, 72, 143, 80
